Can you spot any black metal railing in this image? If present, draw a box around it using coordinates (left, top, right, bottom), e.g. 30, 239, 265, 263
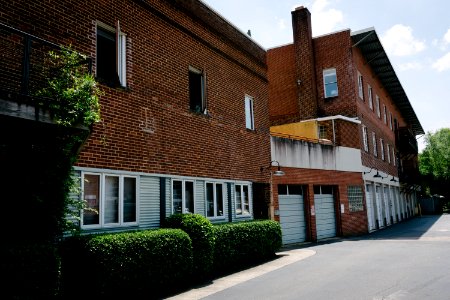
0, 22, 91, 120
395, 127, 418, 155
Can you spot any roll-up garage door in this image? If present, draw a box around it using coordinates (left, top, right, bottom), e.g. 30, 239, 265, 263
314, 192, 336, 240
279, 194, 306, 244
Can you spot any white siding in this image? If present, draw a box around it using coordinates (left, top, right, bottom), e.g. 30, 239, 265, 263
139, 176, 160, 228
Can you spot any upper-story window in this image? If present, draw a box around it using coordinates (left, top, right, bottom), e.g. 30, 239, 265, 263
383, 105, 387, 124
368, 85, 373, 110
372, 132, 377, 157
323, 68, 338, 98
357, 72, 364, 100
206, 182, 224, 218
189, 66, 206, 114
362, 125, 369, 152
375, 95, 381, 118
96, 22, 126, 87
389, 113, 393, 130
172, 180, 194, 214
387, 144, 391, 163
82, 172, 137, 228
245, 95, 255, 130
380, 138, 385, 160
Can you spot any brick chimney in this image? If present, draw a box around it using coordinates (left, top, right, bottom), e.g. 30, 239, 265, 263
292, 6, 318, 119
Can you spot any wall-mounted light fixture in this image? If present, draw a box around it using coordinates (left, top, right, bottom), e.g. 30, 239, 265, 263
363, 167, 374, 175
260, 160, 285, 220
260, 160, 285, 176
373, 170, 387, 179
390, 176, 397, 182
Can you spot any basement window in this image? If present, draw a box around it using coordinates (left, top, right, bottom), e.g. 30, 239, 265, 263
206, 182, 224, 218
323, 68, 338, 98
82, 173, 137, 228
96, 22, 126, 87
172, 180, 195, 214
189, 66, 207, 114
348, 186, 364, 212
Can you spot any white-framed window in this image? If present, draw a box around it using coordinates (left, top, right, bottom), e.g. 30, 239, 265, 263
392, 147, 396, 166
372, 132, 377, 157
235, 184, 250, 216
362, 125, 369, 152
205, 182, 224, 218
82, 172, 137, 228
368, 85, 373, 110
323, 68, 338, 98
375, 95, 381, 118
189, 66, 207, 114
172, 180, 195, 214
357, 72, 364, 100
245, 95, 255, 130
348, 186, 364, 212
96, 21, 126, 87
387, 144, 391, 163
380, 138, 385, 160
318, 124, 327, 139
383, 105, 387, 124
389, 113, 393, 130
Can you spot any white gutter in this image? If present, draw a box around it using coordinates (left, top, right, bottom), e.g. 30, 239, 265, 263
300, 114, 361, 124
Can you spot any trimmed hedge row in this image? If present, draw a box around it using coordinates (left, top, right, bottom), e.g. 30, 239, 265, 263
59, 228, 193, 298
212, 220, 282, 273
6, 215, 283, 299
163, 213, 215, 279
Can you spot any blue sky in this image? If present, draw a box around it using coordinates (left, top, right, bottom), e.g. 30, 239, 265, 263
201, 0, 450, 152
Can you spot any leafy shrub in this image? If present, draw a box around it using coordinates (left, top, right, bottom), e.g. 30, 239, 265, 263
1, 243, 61, 299
212, 220, 282, 273
163, 214, 215, 279
59, 229, 193, 298
37, 47, 102, 127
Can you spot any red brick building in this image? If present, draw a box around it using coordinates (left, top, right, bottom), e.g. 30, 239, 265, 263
0, 0, 271, 233
267, 6, 424, 243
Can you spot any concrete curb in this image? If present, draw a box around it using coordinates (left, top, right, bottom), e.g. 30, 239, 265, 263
166, 248, 316, 300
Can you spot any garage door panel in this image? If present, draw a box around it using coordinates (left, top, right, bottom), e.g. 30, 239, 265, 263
314, 194, 336, 240
279, 195, 306, 244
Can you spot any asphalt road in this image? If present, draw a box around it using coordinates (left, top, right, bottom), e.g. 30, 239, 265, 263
170, 215, 450, 300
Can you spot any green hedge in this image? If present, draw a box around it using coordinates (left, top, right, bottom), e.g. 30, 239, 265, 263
59, 228, 193, 298
163, 214, 215, 279
212, 220, 282, 273
1, 243, 61, 299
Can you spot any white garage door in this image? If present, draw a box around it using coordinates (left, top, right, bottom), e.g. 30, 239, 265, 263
279, 195, 306, 244
365, 184, 376, 231
314, 194, 336, 240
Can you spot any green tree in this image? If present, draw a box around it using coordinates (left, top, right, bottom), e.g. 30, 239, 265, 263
419, 128, 450, 203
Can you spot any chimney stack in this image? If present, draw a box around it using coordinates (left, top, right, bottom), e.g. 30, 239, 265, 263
291, 6, 318, 119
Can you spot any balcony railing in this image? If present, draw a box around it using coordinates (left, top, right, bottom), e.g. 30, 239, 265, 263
395, 127, 418, 155
0, 22, 91, 121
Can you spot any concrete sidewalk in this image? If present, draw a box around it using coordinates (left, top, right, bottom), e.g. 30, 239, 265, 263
166, 248, 316, 300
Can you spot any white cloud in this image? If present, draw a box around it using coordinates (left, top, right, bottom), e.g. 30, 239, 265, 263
398, 62, 423, 71
309, 0, 344, 36
432, 52, 450, 72
381, 24, 426, 56
444, 29, 450, 45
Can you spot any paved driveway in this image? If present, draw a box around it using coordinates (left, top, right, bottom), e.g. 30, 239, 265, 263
168, 215, 450, 300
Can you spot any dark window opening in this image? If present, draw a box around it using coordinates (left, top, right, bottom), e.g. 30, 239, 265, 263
189, 68, 205, 113
97, 27, 120, 86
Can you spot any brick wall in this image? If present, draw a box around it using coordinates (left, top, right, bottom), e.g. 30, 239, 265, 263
1, 0, 271, 182
267, 45, 299, 124
292, 7, 318, 120
352, 47, 400, 176
272, 167, 367, 240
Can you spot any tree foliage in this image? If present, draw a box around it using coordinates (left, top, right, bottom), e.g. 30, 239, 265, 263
419, 128, 450, 201
419, 128, 450, 180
